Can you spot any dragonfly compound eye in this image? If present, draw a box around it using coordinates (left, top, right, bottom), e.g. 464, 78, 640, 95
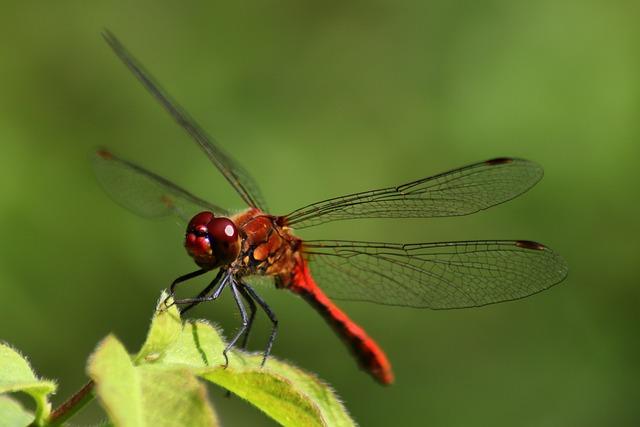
208, 217, 241, 266
184, 212, 240, 269
185, 211, 216, 268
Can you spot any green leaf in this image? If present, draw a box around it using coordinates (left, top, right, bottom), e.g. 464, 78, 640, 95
133, 294, 182, 365
200, 368, 324, 427
0, 394, 34, 427
132, 293, 355, 427
88, 335, 219, 427
250, 356, 353, 426
88, 292, 354, 426
88, 335, 143, 426
0, 342, 56, 425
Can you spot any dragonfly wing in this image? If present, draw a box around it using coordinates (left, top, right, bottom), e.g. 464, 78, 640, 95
243, 274, 276, 289
285, 158, 542, 228
303, 240, 567, 309
103, 31, 267, 211
93, 150, 229, 225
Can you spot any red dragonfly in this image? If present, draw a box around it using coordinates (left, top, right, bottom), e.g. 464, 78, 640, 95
96, 31, 567, 385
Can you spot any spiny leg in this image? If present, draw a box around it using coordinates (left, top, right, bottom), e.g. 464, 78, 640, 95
222, 278, 249, 368
221, 284, 257, 399
173, 271, 228, 310
237, 285, 257, 350
242, 281, 278, 367
165, 268, 208, 306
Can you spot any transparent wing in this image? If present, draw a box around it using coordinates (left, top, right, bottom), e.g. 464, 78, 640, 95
244, 275, 276, 289
303, 239, 567, 309
103, 30, 267, 211
284, 158, 542, 229
93, 149, 229, 225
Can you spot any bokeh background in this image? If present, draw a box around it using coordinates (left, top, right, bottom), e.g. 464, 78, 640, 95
1, 1, 638, 425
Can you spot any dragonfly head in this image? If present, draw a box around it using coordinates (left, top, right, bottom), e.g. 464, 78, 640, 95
185, 211, 240, 269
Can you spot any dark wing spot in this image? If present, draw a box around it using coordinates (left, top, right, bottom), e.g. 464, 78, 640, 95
97, 149, 113, 160
515, 240, 546, 250
160, 195, 174, 208
485, 157, 514, 165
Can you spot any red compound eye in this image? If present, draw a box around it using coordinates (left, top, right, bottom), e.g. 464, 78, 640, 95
208, 217, 240, 265
209, 217, 238, 243
188, 212, 215, 233
184, 212, 240, 269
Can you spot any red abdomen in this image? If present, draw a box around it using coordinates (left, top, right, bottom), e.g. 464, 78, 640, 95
289, 259, 394, 385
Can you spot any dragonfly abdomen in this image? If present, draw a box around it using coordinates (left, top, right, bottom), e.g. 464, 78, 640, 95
289, 258, 394, 385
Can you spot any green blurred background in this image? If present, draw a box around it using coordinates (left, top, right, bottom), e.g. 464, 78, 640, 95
1, 1, 638, 425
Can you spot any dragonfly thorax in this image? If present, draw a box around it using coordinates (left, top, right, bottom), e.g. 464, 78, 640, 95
230, 208, 301, 281
185, 211, 240, 269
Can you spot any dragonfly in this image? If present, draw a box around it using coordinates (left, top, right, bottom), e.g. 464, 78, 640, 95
95, 31, 568, 385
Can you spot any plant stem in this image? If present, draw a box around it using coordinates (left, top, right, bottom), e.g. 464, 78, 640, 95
46, 380, 95, 426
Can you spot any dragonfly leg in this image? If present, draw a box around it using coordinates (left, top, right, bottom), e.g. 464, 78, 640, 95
173, 270, 227, 312
222, 278, 249, 368
237, 285, 257, 350
242, 282, 278, 367
165, 268, 208, 307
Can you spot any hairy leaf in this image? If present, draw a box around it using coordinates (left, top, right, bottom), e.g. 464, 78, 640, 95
0, 342, 56, 425
88, 335, 218, 427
